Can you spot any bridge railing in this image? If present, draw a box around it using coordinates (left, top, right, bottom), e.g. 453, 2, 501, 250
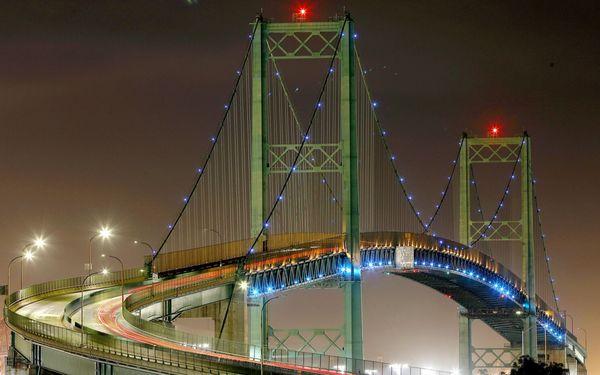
6, 268, 146, 307
150, 232, 344, 275
4, 272, 452, 375
121, 266, 453, 375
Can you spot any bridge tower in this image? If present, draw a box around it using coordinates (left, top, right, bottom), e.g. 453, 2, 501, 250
248, 15, 363, 360
458, 132, 537, 371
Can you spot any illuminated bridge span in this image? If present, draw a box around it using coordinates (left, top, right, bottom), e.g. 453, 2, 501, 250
3, 12, 587, 375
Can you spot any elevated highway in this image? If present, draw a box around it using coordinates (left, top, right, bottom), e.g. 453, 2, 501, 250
4, 232, 586, 374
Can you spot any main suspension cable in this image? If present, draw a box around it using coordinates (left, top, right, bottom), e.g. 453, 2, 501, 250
424, 135, 465, 232
354, 48, 426, 230
529, 167, 561, 314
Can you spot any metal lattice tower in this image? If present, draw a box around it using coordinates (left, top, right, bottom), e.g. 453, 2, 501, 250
458, 133, 537, 368
249, 16, 363, 360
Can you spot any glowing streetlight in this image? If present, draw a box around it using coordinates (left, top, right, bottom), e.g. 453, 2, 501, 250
33, 237, 47, 249
99, 227, 112, 240
10, 237, 47, 291
88, 226, 113, 275
239, 280, 249, 290
23, 250, 34, 261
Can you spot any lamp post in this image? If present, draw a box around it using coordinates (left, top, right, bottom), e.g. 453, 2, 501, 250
577, 328, 587, 350
261, 296, 280, 375
88, 227, 112, 275
102, 254, 125, 305
19, 238, 46, 289
7, 255, 25, 296
7, 238, 46, 294
79, 270, 108, 346
563, 312, 574, 334
134, 240, 155, 277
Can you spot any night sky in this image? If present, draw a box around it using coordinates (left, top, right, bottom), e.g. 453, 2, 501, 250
1, 0, 599, 372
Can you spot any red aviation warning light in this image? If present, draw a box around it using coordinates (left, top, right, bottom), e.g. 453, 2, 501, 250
293, 6, 309, 22
488, 123, 501, 137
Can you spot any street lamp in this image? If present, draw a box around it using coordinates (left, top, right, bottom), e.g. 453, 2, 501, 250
577, 327, 587, 350
88, 227, 112, 275
133, 240, 155, 276
7, 256, 24, 297
7, 238, 47, 293
562, 311, 574, 333
261, 296, 280, 375
102, 254, 125, 305
20, 237, 46, 289
79, 269, 108, 346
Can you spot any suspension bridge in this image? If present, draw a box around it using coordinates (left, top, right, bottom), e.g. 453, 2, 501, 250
2, 13, 588, 375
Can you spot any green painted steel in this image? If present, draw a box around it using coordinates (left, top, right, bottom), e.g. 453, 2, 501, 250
340, 18, 363, 361
251, 19, 268, 250
521, 135, 538, 358
269, 143, 342, 173
462, 136, 525, 244
265, 21, 343, 60
458, 133, 537, 359
248, 16, 364, 362
458, 134, 469, 245
458, 308, 473, 375
248, 296, 262, 357
268, 327, 344, 355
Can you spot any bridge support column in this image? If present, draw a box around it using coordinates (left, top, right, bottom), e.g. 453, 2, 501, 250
458, 308, 472, 375
220, 290, 247, 346
31, 342, 42, 368
343, 281, 363, 362
95, 362, 114, 375
162, 299, 172, 323
250, 16, 268, 250
521, 134, 538, 360
247, 296, 263, 359
340, 16, 363, 363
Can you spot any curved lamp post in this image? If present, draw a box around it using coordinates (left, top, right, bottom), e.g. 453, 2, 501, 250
261, 296, 280, 375
102, 254, 125, 305
577, 327, 587, 350
79, 269, 108, 346
134, 240, 155, 277
7, 238, 46, 293
88, 227, 112, 275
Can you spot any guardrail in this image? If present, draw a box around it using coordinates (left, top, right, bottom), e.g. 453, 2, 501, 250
3, 270, 267, 374
4, 271, 452, 375
122, 265, 453, 375
6, 268, 145, 307
4, 246, 456, 375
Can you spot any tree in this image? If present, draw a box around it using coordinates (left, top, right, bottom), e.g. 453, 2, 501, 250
510, 356, 568, 375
